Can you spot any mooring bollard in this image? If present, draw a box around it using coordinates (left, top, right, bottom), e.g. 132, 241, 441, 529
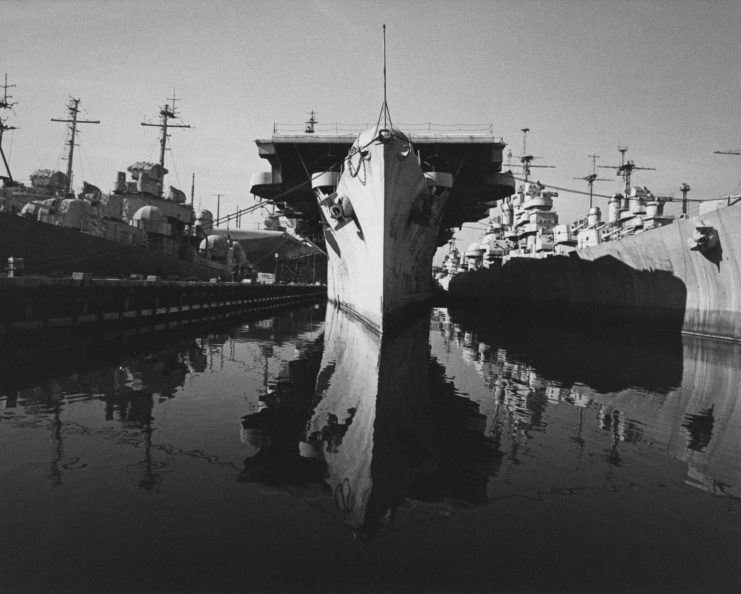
7, 257, 24, 278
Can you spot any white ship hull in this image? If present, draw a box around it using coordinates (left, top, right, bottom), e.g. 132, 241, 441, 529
317, 128, 447, 332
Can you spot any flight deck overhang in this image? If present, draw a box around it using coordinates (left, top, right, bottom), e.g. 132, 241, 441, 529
251, 132, 515, 245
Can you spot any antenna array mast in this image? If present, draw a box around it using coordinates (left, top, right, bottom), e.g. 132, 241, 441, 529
141, 93, 191, 170
573, 154, 611, 209
0, 73, 17, 184
51, 97, 100, 194
598, 145, 655, 196
512, 127, 555, 182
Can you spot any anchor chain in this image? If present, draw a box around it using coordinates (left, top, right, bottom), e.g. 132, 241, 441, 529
345, 150, 367, 185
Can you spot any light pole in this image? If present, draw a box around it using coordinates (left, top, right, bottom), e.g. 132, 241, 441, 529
274, 252, 279, 283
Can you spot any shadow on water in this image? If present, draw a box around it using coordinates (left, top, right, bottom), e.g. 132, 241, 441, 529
443, 304, 685, 393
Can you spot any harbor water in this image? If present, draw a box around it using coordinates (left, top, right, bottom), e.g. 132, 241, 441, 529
1, 303, 739, 593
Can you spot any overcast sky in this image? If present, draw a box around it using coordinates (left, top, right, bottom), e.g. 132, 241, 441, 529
2, 0, 739, 254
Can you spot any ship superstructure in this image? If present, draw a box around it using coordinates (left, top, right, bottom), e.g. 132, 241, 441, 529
503, 129, 562, 259
566, 147, 677, 249
2, 94, 104, 212
455, 129, 564, 274
463, 143, 683, 274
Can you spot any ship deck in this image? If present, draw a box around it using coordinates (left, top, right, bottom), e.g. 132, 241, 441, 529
251, 130, 515, 246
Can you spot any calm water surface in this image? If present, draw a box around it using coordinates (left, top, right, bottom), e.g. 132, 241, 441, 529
1, 303, 739, 593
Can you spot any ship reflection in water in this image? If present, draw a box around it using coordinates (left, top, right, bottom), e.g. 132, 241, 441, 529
1, 304, 739, 592
240, 305, 741, 535
433, 307, 741, 504
238, 305, 447, 538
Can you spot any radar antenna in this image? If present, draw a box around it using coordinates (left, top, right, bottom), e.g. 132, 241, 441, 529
51, 97, 100, 194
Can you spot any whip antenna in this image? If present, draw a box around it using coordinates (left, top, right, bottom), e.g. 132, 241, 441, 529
383, 24, 387, 117
375, 24, 394, 132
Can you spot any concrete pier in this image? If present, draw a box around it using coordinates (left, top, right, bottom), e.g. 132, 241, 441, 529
0, 276, 326, 337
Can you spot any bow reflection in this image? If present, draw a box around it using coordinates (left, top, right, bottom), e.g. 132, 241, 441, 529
298, 305, 432, 537
238, 305, 503, 538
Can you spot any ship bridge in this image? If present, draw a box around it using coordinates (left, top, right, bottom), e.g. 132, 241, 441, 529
250, 124, 515, 246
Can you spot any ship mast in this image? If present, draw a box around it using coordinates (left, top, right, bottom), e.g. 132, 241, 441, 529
141, 93, 191, 171
305, 110, 317, 134
51, 97, 100, 194
573, 154, 611, 209
0, 73, 17, 184
680, 182, 691, 217
521, 127, 532, 181
515, 127, 554, 183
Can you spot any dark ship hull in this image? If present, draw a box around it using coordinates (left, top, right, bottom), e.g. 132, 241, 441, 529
0, 212, 231, 280
445, 199, 741, 341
